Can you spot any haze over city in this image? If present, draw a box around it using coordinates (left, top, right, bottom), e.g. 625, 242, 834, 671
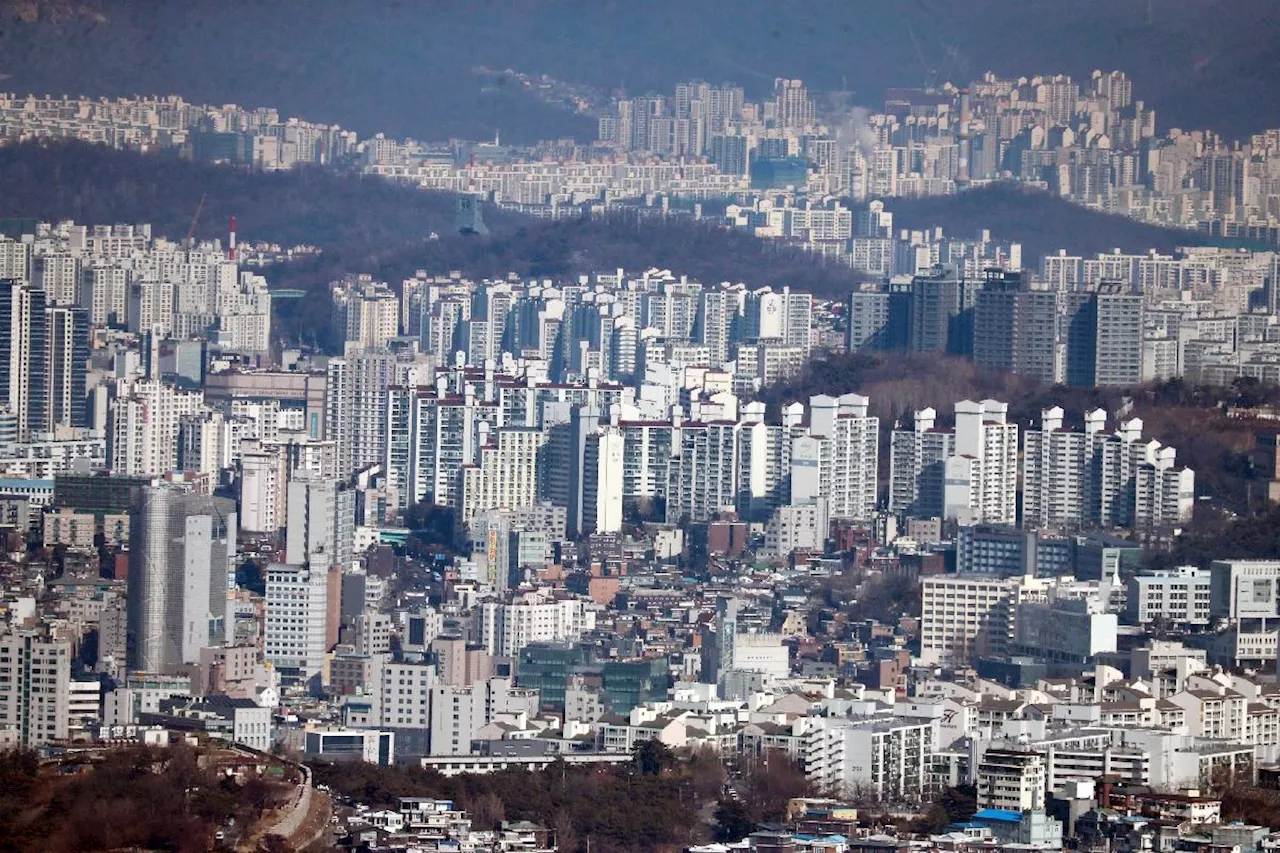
2, 3, 1280, 853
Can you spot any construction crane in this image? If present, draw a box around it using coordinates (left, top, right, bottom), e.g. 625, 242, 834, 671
185, 193, 206, 246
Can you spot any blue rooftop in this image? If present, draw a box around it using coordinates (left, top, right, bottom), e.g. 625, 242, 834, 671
973, 809, 1023, 823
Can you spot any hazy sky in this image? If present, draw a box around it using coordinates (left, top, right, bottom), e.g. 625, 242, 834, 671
3, 1, 1276, 142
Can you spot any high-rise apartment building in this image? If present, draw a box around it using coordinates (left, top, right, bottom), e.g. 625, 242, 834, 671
803, 716, 934, 802
808, 394, 880, 519
326, 350, 395, 475
890, 400, 1016, 524
44, 304, 89, 430
773, 78, 815, 129
0, 278, 47, 441
945, 399, 1018, 525
1022, 407, 1106, 530
109, 380, 205, 475
1063, 282, 1144, 387
459, 426, 544, 529
972, 271, 1060, 383
709, 134, 749, 177
332, 275, 399, 351
696, 288, 740, 365
0, 631, 70, 746
582, 425, 625, 535
848, 284, 911, 352
910, 264, 974, 356
1026, 411, 1195, 530
286, 474, 355, 572
238, 444, 288, 533
34, 251, 80, 305
889, 407, 955, 518
743, 286, 813, 357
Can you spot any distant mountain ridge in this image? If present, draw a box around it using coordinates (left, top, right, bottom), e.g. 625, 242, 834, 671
1, 1, 1276, 143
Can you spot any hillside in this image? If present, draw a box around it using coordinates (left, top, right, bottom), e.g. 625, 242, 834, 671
1, 1, 1278, 142
881, 184, 1224, 263
0, 139, 525, 251
272, 213, 875, 350
0, 745, 300, 853
0, 141, 872, 349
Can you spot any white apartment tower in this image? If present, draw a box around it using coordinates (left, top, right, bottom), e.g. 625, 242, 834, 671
326, 350, 395, 475
945, 399, 1018, 525
889, 407, 954, 518
582, 425, 625, 535
109, 380, 205, 475
239, 444, 288, 533
1024, 408, 1195, 531
808, 393, 879, 519
1023, 407, 1106, 530
890, 401, 1015, 524
332, 276, 399, 351
0, 631, 70, 746
459, 427, 544, 529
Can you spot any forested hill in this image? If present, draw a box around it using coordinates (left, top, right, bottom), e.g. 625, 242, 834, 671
0, 141, 874, 348
0, 139, 512, 251
0, 140, 1251, 350
881, 184, 1227, 263
0, 140, 868, 292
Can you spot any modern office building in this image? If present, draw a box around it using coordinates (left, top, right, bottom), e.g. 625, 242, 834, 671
126, 485, 237, 673
920, 574, 1048, 665
1128, 566, 1212, 627
264, 562, 334, 688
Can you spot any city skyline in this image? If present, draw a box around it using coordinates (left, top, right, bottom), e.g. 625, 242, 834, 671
3, 6, 1280, 853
